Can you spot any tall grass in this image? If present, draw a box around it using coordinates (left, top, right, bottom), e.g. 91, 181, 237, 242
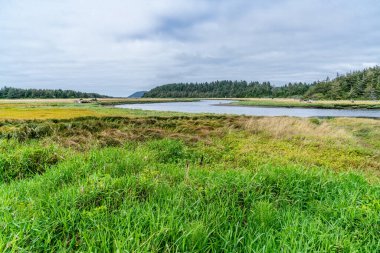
0, 140, 379, 252
0, 116, 379, 251
243, 117, 349, 139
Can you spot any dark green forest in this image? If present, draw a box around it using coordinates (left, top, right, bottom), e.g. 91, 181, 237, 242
304, 67, 380, 100
0, 87, 110, 99
144, 67, 380, 100
144, 81, 309, 98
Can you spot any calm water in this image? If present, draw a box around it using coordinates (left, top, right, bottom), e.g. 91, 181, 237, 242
116, 100, 380, 118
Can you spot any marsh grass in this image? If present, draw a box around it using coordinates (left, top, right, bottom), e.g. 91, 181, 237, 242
0, 116, 379, 173
243, 117, 349, 139
0, 103, 195, 120
0, 114, 379, 251
0, 107, 103, 120
0, 140, 379, 252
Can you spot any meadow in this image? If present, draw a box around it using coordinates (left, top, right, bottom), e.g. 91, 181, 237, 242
0, 99, 379, 252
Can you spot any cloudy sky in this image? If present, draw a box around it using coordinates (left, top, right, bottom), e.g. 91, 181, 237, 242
1, 0, 380, 96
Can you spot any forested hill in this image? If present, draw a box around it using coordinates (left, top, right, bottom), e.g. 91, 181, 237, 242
304, 66, 380, 100
0, 87, 111, 99
143, 81, 310, 98
144, 67, 380, 100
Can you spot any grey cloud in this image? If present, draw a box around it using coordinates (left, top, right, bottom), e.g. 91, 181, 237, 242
0, 0, 380, 96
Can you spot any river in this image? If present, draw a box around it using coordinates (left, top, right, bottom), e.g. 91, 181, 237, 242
116, 100, 380, 118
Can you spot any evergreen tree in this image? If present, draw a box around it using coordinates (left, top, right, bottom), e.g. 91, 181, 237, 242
0, 87, 110, 99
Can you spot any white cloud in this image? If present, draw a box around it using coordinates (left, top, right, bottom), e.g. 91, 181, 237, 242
1, 0, 380, 96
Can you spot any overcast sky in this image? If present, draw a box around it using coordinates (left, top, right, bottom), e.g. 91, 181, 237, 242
1, 0, 380, 96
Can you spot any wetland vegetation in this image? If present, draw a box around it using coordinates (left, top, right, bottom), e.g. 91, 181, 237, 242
0, 100, 379, 251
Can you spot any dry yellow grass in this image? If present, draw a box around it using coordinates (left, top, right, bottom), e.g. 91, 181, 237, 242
243, 117, 350, 140
0, 98, 195, 104
0, 99, 77, 104
0, 108, 103, 120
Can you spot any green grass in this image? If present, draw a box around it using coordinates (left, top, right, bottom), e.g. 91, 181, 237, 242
1, 139, 379, 252
0, 114, 379, 252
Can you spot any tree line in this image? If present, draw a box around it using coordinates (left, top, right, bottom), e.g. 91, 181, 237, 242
0, 87, 110, 99
144, 66, 380, 100
304, 66, 380, 100
144, 81, 309, 98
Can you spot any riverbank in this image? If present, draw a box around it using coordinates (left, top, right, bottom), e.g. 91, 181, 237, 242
116, 99, 380, 118
98, 98, 199, 106
227, 98, 380, 109
0, 99, 195, 120
1, 98, 380, 119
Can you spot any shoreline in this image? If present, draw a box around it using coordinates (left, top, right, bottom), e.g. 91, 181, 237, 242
219, 101, 380, 110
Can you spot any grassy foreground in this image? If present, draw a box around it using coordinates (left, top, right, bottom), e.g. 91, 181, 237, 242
0, 101, 379, 252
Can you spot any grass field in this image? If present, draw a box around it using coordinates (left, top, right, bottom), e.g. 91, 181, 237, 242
0, 99, 379, 252
0, 98, 192, 119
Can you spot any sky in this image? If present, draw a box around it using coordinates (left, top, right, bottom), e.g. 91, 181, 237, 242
1, 0, 380, 97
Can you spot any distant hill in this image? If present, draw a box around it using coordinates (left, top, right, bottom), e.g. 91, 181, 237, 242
144, 67, 380, 100
0, 87, 111, 99
128, 91, 147, 98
